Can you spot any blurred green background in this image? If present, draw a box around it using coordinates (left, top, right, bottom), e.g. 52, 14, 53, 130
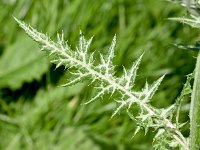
0, 0, 198, 149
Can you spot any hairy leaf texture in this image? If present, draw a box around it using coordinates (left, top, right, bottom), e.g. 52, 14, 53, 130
14, 17, 189, 150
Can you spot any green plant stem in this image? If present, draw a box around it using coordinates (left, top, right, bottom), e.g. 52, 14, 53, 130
190, 52, 200, 150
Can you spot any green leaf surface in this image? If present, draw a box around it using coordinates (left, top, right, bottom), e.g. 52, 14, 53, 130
0, 34, 48, 89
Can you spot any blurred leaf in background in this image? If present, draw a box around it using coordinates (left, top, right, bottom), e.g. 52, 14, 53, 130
0, 34, 48, 90
0, 0, 198, 149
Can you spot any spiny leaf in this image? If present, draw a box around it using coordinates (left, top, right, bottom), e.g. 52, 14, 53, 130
154, 128, 165, 141
169, 15, 200, 28
160, 104, 176, 120
105, 35, 116, 75
15, 18, 189, 150
111, 99, 127, 118
78, 31, 93, 63
175, 73, 193, 127
124, 53, 144, 90
107, 35, 116, 66
142, 75, 165, 102
132, 126, 141, 138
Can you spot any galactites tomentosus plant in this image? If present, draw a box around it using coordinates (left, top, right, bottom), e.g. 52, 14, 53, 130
14, 17, 190, 149
168, 1, 200, 150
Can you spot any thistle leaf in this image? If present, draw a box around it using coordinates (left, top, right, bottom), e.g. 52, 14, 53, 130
105, 35, 116, 75
15, 17, 189, 150
124, 53, 144, 90
160, 104, 176, 120
132, 126, 141, 138
169, 15, 200, 28
142, 75, 165, 103
111, 99, 127, 118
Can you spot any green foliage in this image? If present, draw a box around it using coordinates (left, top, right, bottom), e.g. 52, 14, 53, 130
0, 85, 97, 149
168, 1, 200, 149
14, 14, 191, 149
0, 34, 48, 89
0, 0, 199, 149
